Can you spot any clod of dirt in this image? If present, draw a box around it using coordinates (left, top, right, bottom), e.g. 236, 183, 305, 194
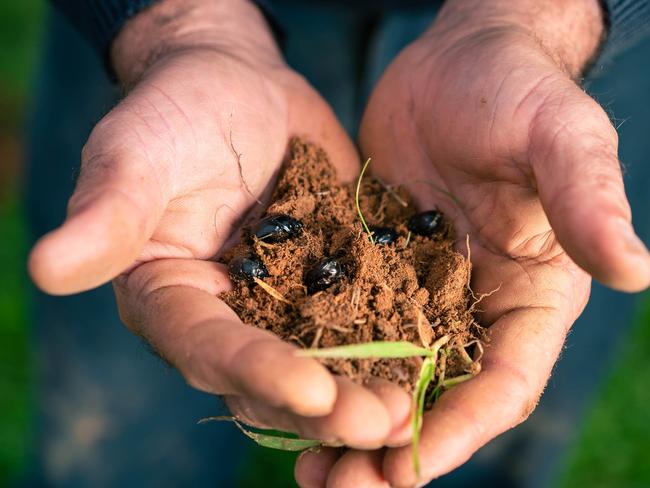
221, 138, 481, 391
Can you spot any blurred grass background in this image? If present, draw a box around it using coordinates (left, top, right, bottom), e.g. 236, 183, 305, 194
0, 2, 648, 486
0, 0, 43, 484
557, 299, 650, 488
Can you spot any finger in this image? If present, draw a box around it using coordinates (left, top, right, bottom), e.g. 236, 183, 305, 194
295, 448, 342, 488
226, 376, 392, 449
383, 305, 568, 487
365, 378, 413, 447
114, 259, 337, 416
529, 84, 650, 292
29, 110, 170, 295
326, 450, 389, 488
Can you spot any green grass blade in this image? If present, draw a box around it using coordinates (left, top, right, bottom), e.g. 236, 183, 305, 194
235, 425, 321, 451
296, 341, 434, 359
441, 373, 475, 388
411, 357, 436, 476
409, 336, 455, 475
356, 157, 375, 244
199, 416, 322, 452
425, 373, 475, 405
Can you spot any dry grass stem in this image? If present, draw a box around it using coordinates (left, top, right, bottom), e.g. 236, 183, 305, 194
415, 308, 433, 348
437, 348, 448, 385
374, 176, 409, 207
328, 324, 353, 334
350, 286, 361, 317
253, 278, 292, 304
404, 231, 412, 248
311, 326, 324, 348
465, 234, 472, 293
355, 157, 375, 243
256, 240, 275, 249
441, 373, 475, 388
456, 345, 474, 365
431, 334, 451, 354
288, 335, 307, 348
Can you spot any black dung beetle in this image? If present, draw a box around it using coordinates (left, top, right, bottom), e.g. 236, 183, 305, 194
305, 258, 344, 294
407, 210, 443, 236
370, 226, 398, 245
228, 255, 269, 283
253, 214, 303, 243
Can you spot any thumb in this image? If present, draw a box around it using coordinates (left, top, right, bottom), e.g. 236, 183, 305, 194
530, 86, 650, 292
29, 116, 169, 295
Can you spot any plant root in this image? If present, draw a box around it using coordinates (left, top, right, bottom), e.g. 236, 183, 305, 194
228, 121, 262, 206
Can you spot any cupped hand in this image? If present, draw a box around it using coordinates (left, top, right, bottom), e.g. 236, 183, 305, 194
28, 0, 411, 449
296, 0, 650, 485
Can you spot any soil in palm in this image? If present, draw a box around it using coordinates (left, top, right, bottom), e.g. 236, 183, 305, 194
221, 138, 480, 392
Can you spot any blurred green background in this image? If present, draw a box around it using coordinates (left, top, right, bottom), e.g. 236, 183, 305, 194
0, 2, 648, 487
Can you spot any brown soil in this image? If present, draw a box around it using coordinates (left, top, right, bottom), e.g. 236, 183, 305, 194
221, 138, 481, 392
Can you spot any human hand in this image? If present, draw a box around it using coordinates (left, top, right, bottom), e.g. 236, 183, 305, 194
296, 0, 650, 485
28, 0, 411, 449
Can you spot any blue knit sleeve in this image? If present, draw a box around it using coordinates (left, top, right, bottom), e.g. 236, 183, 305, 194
49, 0, 158, 58
48, 0, 650, 70
600, 0, 650, 60
48, 0, 283, 77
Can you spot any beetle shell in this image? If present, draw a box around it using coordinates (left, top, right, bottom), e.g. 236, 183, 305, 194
305, 258, 344, 294
407, 210, 443, 236
370, 226, 398, 245
253, 214, 303, 243
228, 255, 269, 283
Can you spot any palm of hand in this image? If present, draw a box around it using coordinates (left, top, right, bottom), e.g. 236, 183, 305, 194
314, 29, 632, 485
124, 53, 290, 262
366, 29, 602, 299
32, 48, 408, 439
83, 49, 349, 266
362, 29, 594, 337
35, 42, 425, 452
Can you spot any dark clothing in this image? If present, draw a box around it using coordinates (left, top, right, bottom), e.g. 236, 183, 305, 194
50, 0, 650, 68
49, 0, 154, 66
605, 0, 650, 58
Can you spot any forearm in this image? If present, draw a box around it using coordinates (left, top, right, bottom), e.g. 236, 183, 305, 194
428, 0, 605, 77
111, 0, 282, 86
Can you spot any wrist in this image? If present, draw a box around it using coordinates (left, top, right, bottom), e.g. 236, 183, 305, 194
429, 0, 605, 78
111, 0, 282, 87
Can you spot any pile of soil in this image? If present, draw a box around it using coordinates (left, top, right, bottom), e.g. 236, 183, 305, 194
221, 138, 481, 392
